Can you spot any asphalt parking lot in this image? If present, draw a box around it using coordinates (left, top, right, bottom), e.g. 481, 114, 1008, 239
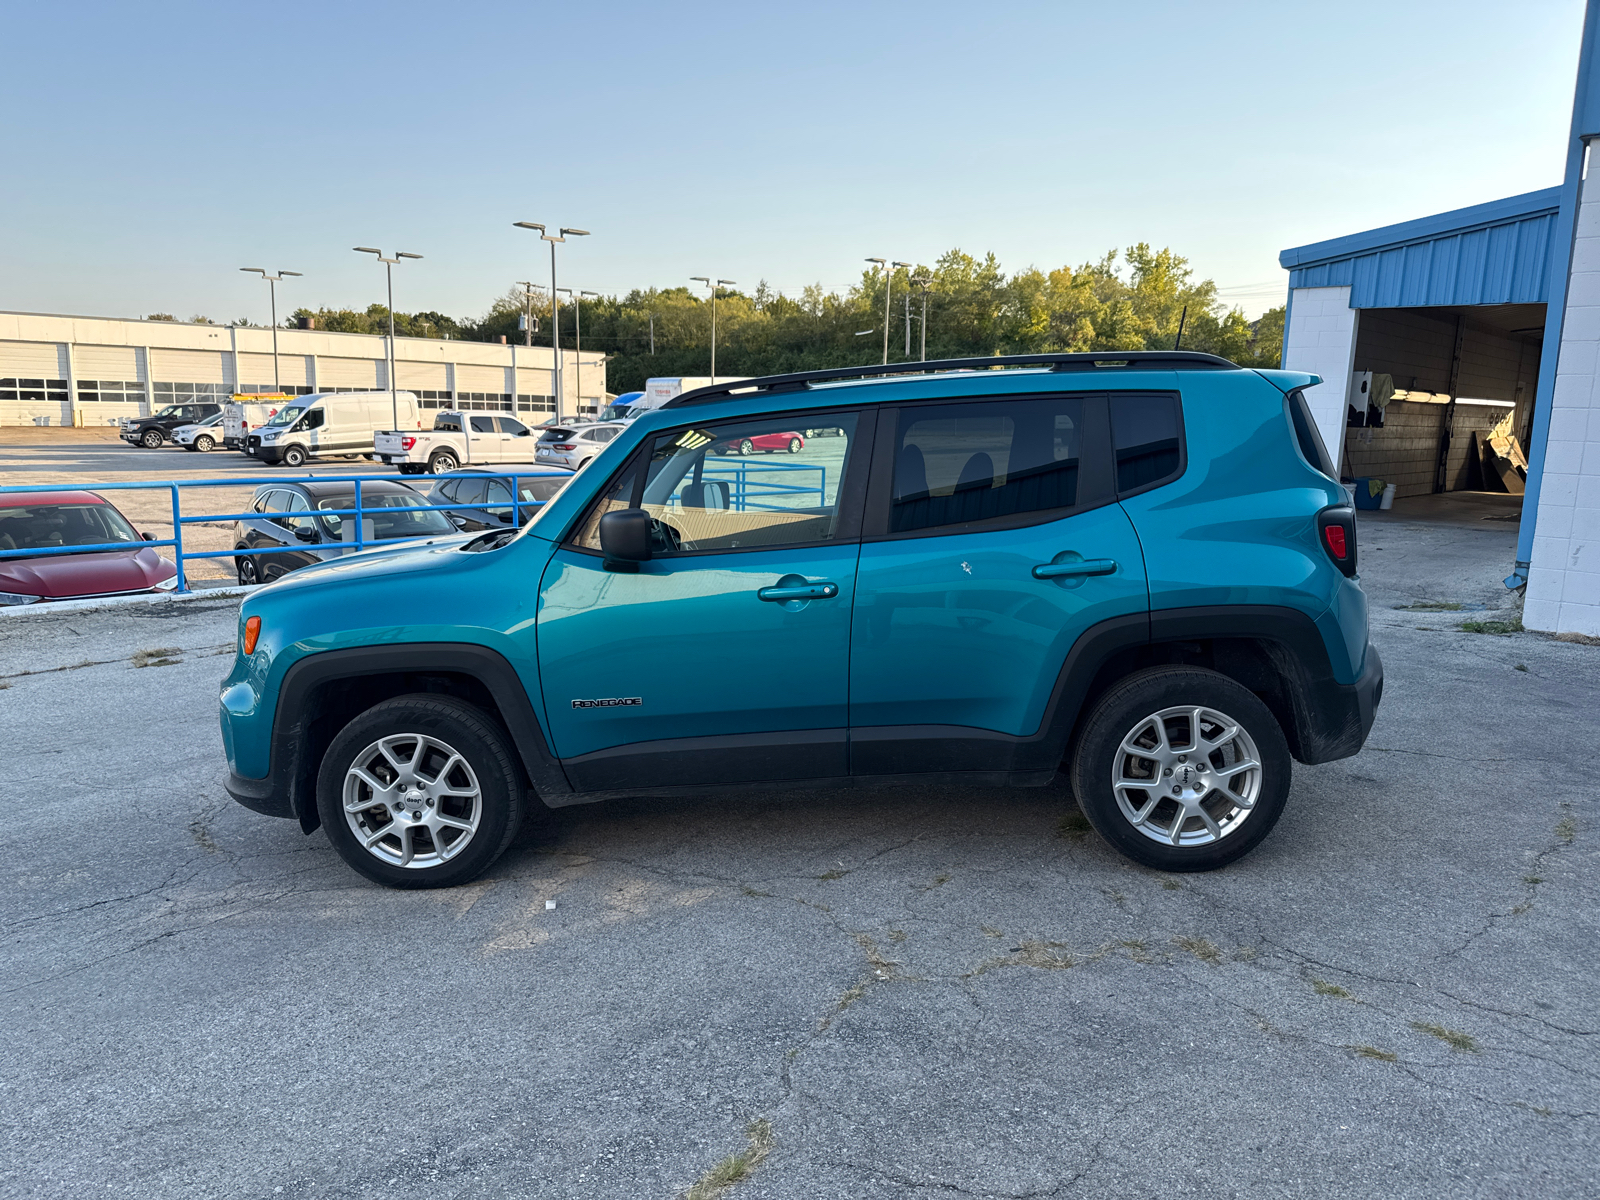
2, 492, 1595, 1199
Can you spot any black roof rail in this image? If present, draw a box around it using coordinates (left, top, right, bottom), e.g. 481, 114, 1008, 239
662, 351, 1238, 409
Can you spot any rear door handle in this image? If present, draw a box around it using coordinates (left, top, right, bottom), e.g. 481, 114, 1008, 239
757, 581, 839, 602
1032, 558, 1117, 580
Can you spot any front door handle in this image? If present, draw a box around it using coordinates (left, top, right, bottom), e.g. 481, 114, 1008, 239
1032, 558, 1117, 580
757, 580, 839, 602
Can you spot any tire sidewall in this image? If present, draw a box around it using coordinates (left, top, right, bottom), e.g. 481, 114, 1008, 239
1071, 667, 1291, 872
196, 435, 214, 452
141, 429, 164, 448
429, 453, 457, 474
316, 695, 525, 889
283, 445, 307, 467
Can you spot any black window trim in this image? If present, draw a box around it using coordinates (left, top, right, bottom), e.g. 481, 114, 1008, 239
1108, 388, 1188, 502
860, 390, 1119, 542
561, 405, 879, 560
1284, 387, 1337, 481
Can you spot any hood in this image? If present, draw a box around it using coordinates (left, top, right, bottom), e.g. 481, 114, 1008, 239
0, 546, 176, 599
269, 533, 480, 591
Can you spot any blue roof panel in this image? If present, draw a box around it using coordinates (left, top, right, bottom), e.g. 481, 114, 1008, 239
1279, 188, 1560, 309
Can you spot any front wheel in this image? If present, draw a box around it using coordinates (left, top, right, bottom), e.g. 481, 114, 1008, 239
1070, 667, 1291, 872
428, 452, 459, 474
787, 437, 802, 453
140, 429, 164, 448
235, 548, 259, 586
195, 434, 214, 453
281, 444, 308, 468
739, 438, 755, 455
316, 695, 527, 889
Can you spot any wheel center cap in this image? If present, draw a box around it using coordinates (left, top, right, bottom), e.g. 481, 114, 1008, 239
1174, 763, 1200, 788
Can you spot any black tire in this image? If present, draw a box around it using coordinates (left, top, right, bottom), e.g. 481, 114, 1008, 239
1070, 666, 1291, 872
140, 428, 164, 448
236, 550, 259, 587
316, 695, 527, 889
398, 463, 424, 476
282, 444, 308, 468
428, 452, 459, 474
195, 434, 214, 452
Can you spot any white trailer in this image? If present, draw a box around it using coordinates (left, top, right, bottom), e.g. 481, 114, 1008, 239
224, 396, 289, 449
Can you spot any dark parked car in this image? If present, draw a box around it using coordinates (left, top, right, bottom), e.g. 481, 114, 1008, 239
233, 480, 456, 585
429, 467, 575, 532
0, 491, 177, 604
121, 402, 224, 448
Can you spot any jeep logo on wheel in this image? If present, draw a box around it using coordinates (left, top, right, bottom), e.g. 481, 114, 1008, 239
571, 697, 642, 709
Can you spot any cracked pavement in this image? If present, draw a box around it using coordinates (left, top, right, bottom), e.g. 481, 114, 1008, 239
1, 509, 1596, 1199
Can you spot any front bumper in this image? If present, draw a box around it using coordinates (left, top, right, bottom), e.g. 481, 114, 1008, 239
250, 443, 284, 463
225, 769, 293, 818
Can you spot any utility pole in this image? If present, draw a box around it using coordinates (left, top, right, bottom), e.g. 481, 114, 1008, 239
691, 276, 736, 383
353, 248, 422, 429
904, 292, 912, 357
516, 281, 539, 347
649, 313, 655, 355
580, 291, 600, 413
915, 277, 931, 362
239, 268, 301, 393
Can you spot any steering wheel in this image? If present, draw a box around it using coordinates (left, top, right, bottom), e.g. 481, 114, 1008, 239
649, 517, 682, 554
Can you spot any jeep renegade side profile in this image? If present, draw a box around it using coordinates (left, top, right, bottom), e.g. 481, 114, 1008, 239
220, 352, 1383, 889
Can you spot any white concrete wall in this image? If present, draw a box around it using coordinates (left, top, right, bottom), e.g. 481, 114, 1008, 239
1282, 286, 1360, 471
1525, 163, 1600, 637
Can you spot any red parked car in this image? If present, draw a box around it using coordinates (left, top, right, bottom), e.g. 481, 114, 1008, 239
713, 430, 805, 455
0, 491, 178, 605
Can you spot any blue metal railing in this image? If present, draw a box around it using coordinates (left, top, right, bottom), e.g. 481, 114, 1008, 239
0, 470, 571, 593
694, 460, 826, 511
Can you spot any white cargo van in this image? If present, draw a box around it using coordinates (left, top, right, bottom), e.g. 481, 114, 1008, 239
607, 377, 747, 424
245, 391, 422, 467
224, 396, 289, 449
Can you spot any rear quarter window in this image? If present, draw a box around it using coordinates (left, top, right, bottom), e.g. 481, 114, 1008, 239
1109, 393, 1183, 493
1286, 389, 1337, 479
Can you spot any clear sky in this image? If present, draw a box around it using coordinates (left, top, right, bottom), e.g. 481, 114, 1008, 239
0, 0, 1585, 325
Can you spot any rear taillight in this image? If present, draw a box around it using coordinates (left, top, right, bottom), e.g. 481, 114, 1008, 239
401, 436, 415, 450
1317, 505, 1357, 578
552, 443, 575, 451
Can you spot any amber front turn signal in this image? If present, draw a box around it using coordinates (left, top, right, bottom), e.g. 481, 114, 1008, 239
243, 615, 261, 655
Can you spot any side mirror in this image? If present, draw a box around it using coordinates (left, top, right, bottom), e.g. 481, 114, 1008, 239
450, 514, 468, 527
293, 525, 317, 543
141, 531, 155, 541
599, 508, 652, 573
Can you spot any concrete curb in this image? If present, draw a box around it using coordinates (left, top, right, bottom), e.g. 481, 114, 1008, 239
0, 584, 259, 620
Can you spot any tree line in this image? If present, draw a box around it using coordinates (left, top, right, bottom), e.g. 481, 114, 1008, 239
276, 244, 1284, 394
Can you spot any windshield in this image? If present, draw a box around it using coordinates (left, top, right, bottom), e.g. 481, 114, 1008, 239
263, 405, 308, 428
315, 491, 455, 541
0, 502, 141, 552
152, 405, 182, 419
597, 403, 630, 422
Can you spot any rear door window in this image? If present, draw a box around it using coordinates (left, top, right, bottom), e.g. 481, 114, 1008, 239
887, 395, 1091, 535
1109, 393, 1183, 493
469, 415, 496, 434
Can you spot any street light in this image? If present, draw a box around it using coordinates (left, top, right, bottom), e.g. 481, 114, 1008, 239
515, 222, 589, 422
352, 247, 423, 430
238, 268, 301, 394
691, 276, 736, 383
913, 276, 931, 362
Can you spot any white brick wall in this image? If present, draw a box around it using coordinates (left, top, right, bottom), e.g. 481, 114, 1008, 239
1282, 286, 1360, 471
1526, 161, 1600, 637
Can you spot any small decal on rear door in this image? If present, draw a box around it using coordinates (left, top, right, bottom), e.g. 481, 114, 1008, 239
572, 697, 642, 709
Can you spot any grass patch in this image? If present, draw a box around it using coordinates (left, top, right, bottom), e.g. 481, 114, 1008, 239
980, 924, 1004, 939
815, 868, 848, 881
1312, 979, 1354, 1000
1172, 936, 1222, 964
1556, 815, 1576, 844
1411, 1021, 1479, 1053
965, 939, 1075, 978
0, 681, 9, 690
1056, 810, 1093, 839
682, 1119, 774, 1200
131, 646, 183, 668
1352, 1045, 1397, 1062
1515, 663, 1529, 672
1524, 875, 1543, 885
1459, 618, 1522, 635
739, 885, 772, 898
1554, 630, 1600, 646
1159, 879, 1182, 891
1396, 600, 1462, 611
1232, 946, 1258, 962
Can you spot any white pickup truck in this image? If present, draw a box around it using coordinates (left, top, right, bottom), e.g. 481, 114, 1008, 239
375, 411, 541, 474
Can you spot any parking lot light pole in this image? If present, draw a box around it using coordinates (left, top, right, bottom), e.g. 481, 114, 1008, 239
515, 223, 588, 422
353, 248, 422, 430
914, 276, 931, 362
239, 268, 301, 394
691, 276, 736, 383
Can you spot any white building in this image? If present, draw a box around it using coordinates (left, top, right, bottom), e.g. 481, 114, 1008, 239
0, 311, 607, 426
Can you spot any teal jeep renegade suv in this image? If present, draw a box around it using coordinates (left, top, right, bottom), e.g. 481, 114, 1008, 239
221, 352, 1382, 888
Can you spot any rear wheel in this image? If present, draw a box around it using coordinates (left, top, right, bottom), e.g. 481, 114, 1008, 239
316, 695, 527, 889
1070, 667, 1291, 872
140, 428, 164, 448
739, 438, 755, 455
282, 444, 308, 468
428, 451, 459, 474
398, 463, 425, 476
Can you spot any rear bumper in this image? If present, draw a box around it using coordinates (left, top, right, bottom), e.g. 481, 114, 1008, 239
1295, 642, 1383, 764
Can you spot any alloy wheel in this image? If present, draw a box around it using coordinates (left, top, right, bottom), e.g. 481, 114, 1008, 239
1110, 705, 1262, 847
341, 732, 483, 869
